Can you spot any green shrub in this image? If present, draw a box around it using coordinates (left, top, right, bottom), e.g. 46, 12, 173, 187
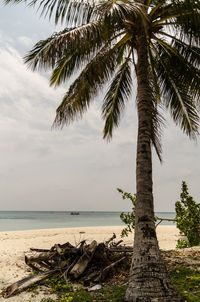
176, 238, 190, 249
117, 188, 136, 237
175, 181, 200, 248
118, 188, 157, 237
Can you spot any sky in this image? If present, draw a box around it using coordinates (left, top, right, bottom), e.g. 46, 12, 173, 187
0, 2, 199, 212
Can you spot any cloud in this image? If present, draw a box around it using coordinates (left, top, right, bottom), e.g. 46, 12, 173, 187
0, 12, 200, 212
18, 36, 33, 48
0, 38, 137, 211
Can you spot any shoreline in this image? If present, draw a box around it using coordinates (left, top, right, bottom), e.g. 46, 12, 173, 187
0, 225, 180, 302
0, 225, 179, 249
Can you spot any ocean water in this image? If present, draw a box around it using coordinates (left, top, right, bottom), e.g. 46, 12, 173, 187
0, 211, 176, 232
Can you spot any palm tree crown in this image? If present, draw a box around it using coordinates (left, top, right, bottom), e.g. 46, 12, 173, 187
10, 0, 199, 158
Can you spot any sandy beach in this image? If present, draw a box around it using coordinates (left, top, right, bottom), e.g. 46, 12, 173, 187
0, 225, 180, 302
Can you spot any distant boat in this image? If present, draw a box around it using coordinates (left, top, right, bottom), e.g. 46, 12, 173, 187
70, 212, 80, 215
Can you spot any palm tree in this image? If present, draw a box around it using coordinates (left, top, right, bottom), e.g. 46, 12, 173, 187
5, 0, 200, 300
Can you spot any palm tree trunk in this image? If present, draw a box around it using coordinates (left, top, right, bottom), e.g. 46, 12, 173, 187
125, 34, 181, 302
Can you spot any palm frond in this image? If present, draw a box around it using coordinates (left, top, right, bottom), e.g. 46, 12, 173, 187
158, 30, 200, 65
98, 0, 146, 29
153, 35, 200, 99
151, 42, 200, 138
153, 0, 200, 45
149, 0, 166, 17
141, 45, 163, 162
5, 0, 96, 25
171, 42, 200, 99
49, 51, 82, 86
102, 57, 132, 140
50, 31, 129, 87
24, 21, 110, 71
147, 45, 161, 103
149, 96, 164, 162
53, 46, 119, 128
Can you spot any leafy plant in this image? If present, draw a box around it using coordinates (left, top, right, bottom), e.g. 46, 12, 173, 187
170, 266, 200, 302
176, 239, 190, 249
175, 181, 200, 248
117, 188, 136, 238
118, 188, 158, 237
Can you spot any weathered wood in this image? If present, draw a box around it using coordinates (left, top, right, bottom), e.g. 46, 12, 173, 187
2, 237, 132, 298
110, 246, 133, 253
99, 256, 126, 281
156, 217, 176, 227
2, 269, 59, 298
30, 248, 50, 252
70, 240, 97, 279
25, 251, 57, 265
105, 233, 116, 245
93, 243, 110, 266
156, 217, 176, 222
112, 239, 123, 246
26, 243, 79, 268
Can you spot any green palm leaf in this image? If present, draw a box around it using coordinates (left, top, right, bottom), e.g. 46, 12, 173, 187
5, 0, 96, 25
98, 0, 146, 29
102, 58, 132, 140
24, 20, 112, 71
53, 46, 118, 127
49, 51, 83, 86
152, 42, 199, 138
6, 0, 200, 149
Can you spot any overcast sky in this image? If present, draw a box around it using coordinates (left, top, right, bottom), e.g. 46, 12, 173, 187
0, 2, 199, 212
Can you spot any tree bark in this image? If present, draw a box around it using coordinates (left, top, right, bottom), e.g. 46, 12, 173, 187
125, 33, 181, 302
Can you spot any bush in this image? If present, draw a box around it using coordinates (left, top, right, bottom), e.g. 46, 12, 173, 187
175, 181, 200, 248
118, 188, 157, 237
176, 238, 190, 249
117, 188, 136, 237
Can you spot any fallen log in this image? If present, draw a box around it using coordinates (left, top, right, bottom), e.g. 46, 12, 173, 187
2, 269, 59, 298
70, 240, 97, 278
25, 250, 57, 266
109, 246, 133, 253
30, 248, 50, 252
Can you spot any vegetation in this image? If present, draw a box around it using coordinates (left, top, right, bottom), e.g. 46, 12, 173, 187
39, 276, 127, 302
119, 182, 200, 250
5, 0, 200, 300
170, 267, 200, 302
117, 188, 136, 237
33, 264, 200, 302
176, 181, 200, 248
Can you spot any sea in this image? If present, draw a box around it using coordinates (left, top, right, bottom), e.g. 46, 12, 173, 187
0, 211, 176, 232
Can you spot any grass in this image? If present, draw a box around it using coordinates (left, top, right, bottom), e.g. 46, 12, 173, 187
38, 276, 127, 302
170, 266, 200, 302
38, 267, 200, 302
26, 265, 200, 302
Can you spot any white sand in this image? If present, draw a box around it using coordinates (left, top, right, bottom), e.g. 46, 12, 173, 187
0, 225, 180, 302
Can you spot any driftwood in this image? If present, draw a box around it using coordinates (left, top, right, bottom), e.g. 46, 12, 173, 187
156, 217, 176, 227
70, 240, 97, 278
110, 246, 133, 253
1, 234, 132, 298
99, 256, 126, 281
2, 269, 59, 298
